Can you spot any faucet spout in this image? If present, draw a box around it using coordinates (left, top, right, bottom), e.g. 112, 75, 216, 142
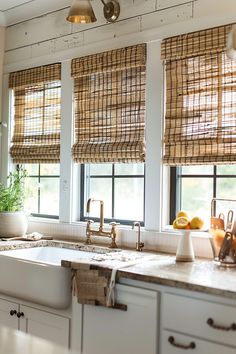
86, 198, 94, 213
86, 199, 104, 232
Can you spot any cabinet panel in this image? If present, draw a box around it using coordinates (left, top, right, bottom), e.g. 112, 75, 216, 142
0, 298, 19, 330
82, 284, 158, 354
161, 330, 236, 354
162, 293, 236, 347
20, 305, 70, 348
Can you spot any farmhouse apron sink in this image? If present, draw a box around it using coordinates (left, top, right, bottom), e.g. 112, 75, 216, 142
0, 246, 103, 309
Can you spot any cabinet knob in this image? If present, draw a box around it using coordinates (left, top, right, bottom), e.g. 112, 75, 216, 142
9, 310, 17, 316
17, 312, 24, 318
168, 336, 196, 350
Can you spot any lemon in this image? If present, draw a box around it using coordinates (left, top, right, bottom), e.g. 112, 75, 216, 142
173, 219, 178, 229
177, 210, 189, 218
190, 217, 204, 230
173, 216, 190, 229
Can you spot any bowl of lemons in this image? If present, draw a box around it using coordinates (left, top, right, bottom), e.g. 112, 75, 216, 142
173, 211, 204, 231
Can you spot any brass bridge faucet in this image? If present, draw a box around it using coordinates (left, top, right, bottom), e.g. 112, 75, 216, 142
132, 221, 144, 252
85, 198, 119, 249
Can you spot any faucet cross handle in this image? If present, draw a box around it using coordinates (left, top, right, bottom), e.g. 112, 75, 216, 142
86, 219, 94, 224
132, 221, 144, 252
85, 219, 94, 245
136, 241, 144, 252
109, 222, 120, 227
109, 222, 120, 249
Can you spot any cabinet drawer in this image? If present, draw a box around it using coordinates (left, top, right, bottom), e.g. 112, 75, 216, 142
161, 330, 236, 354
162, 293, 236, 347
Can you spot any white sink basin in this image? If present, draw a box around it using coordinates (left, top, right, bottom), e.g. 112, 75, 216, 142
0, 246, 103, 309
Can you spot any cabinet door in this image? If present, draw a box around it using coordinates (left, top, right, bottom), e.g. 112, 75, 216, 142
82, 284, 158, 354
161, 330, 236, 354
19, 305, 70, 348
0, 298, 19, 330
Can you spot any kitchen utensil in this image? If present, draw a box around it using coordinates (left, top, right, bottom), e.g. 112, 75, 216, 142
226, 210, 234, 231
209, 213, 225, 258
210, 213, 225, 230
209, 198, 236, 262
232, 220, 236, 235
218, 231, 236, 267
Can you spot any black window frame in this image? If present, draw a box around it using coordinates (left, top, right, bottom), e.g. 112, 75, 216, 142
25, 164, 59, 219
170, 166, 236, 224
80, 164, 145, 226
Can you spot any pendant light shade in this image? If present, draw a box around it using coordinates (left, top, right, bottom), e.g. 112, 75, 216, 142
226, 24, 236, 61
66, 0, 97, 24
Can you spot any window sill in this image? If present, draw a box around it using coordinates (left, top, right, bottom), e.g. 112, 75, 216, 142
28, 216, 60, 224
28, 217, 211, 238
28, 216, 148, 233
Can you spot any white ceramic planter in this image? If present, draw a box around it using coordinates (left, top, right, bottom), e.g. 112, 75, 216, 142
0, 211, 28, 238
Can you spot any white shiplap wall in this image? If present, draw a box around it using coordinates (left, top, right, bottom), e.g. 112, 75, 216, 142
4, 0, 192, 71
3, 0, 236, 72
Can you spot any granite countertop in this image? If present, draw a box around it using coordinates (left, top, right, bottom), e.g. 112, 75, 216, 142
0, 238, 236, 300
61, 246, 236, 301
116, 256, 236, 300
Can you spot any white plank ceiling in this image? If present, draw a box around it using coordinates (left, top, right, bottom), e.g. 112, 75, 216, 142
0, 0, 72, 25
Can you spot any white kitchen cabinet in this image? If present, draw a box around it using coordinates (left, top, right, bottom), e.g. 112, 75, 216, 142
0, 298, 19, 330
20, 305, 70, 347
82, 284, 158, 354
0, 296, 70, 348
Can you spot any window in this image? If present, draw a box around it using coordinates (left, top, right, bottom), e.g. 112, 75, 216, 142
71, 45, 146, 226
81, 163, 145, 224
170, 165, 236, 224
9, 64, 61, 219
162, 24, 236, 166
24, 164, 60, 218
162, 25, 236, 227
9, 63, 61, 164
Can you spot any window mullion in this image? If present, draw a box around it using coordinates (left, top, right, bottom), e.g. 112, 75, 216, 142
38, 164, 41, 215
59, 61, 74, 223
112, 164, 115, 218
145, 41, 163, 231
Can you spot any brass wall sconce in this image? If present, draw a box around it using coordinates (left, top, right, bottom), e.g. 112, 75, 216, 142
66, 0, 120, 24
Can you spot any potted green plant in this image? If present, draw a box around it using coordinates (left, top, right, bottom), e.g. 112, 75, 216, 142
0, 166, 28, 238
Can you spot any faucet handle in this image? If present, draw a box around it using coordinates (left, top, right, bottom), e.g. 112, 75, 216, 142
109, 222, 120, 227
109, 222, 119, 249
86, 219, 94, 224
136, 242, 144, 252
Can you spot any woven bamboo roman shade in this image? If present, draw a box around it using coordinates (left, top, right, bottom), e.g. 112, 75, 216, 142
9, 63, 61, 163
71, 44, 146, 163
162, 24, 236, 165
